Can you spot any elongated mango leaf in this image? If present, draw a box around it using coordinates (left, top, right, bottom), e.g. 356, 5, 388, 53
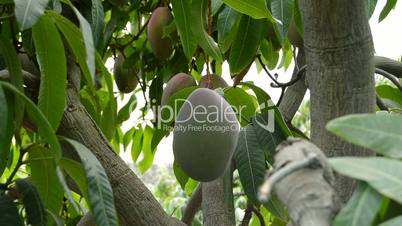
327, 113, 402, 158
224, 87, 257, 126
61, 0, 96, 83
28, 144, 63, 216
271, 0, 294, 40
218, 5, 240, 53
59, 158, 88, 199
86, 0, 104, 46
379, 216, 402, 226
174, 160, 189, 189
131, 127, 144, 163
376, 85, 402, 107
33, 15, 67, 130
61, 138, 118, 226
138, 126, 155, 173
14, 0, 49, 30
191, 0, 223, 62
49, 11, 95, 93
15, 179, 47, 226
330, 157, 402, 204
0, 82, 62, 161
333, 182, 383, 226
379, 0, 397, 22
0, 195, 23, 226
234, 125, 266, 205
171, 0, 197, 59
0, 35, 24, 130
368, 0, 378, 18
260, 39, 279, 70
229, 15, 267, 74
222, 0, 275, 21
0, 86, 9, 172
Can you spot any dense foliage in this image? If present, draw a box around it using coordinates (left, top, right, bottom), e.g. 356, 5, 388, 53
0, 0, 401, 225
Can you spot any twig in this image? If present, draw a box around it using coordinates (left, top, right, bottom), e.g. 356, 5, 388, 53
0, 147, 26, 190
257, 55, 307, 88
276, 87, 285, 106
258, 152, 320, 203
250, 206, 266, 226
375, 68, 402, 92
376, 94, 389, 111
241, 203, 253, 226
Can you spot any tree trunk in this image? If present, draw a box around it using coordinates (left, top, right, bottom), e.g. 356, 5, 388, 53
201, 167, 235, 226
300, 0, 375, 201
58, 64, 185, 226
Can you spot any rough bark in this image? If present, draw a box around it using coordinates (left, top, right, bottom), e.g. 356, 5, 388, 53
278, 49, 307, 122
201, 174, 235, 226
273, 139, 341, 226
57, 64, 185, 226
181, 185, 202, 225
300, 0, 376, 201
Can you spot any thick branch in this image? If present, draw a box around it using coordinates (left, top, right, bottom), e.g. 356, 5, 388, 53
182, 185, 202, 225
202, 175, 235, 226
262, 138, 341, 226
374, 56, 402, 78
58, 64, 185, 226
278, 49, 307, 122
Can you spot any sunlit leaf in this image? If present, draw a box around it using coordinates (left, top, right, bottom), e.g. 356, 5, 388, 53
33, 15, 67, 130
14, 0, 49, 30
330, 157, 402, 204
333, 182, 383, 226
222, 0, 275, 21
327, 113, 402, 158
61, 138, 118, 226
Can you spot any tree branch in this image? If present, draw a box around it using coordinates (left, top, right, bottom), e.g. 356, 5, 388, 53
259, 138, 341, 226
182, 185, 202, 225
374, 56, 402, 78
375, 68, 402, 92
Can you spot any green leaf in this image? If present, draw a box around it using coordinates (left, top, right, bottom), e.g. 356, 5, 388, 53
151, 128, 169, 153
217, 5, 240, 52
224, 87, 257, 126
63, 0, 96, 83
117, 94, 137, 124
326, 113, 402, 158
100, 97, 117, 140
87, 0, 105, 46
131, 127, 143, 163
234, 124, 266, 205
14, 0, 49, 30
376, 84, 402, 108
0, 195, 23, 226
260, 39, 279, 70
0, 86, 10, 173
61, 138, 118, 226
59, 158, 88, 199
379, 0, 397, 22
49, 11, 95, 92
378, 216, 402, 226
33, 15, 67, 130
123, 127, 136, 150
15, 179, 47, 226
191, 0, 223, 62
368, 0, 378, 18
0, 35, 24, 131
173, 161, 189, 189
263, 193, 288, 221
222, 0, 275, 21
28, 144, 63, 216
212, 0, 223, 14
329, 157, 402, 204
229, 15, 267, 74
333, 182, 383, 226
138, 126, 155, 173
0, 82, 62, 161
253, 111, 289, 163
171, 0, 197, 59
271, 0, 294, 40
